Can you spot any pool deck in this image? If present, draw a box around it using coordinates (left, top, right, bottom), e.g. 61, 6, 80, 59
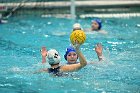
0, 1, 140, 9
0, 0, 140, 18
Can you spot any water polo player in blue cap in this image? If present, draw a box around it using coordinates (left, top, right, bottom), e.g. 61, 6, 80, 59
64, 43, 104, 65
64, 46, 79, 64
82, 18, 107, 34
90, 18, 108, 34
91, 19, 102, 31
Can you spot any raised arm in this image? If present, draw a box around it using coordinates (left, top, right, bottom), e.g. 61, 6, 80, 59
95, 43, 103, 61
75, 44, 87, 67
41, 47, 47, 63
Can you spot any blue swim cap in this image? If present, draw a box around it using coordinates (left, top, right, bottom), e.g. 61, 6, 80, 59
92, 19, 102, 30
64, 46, 76, 60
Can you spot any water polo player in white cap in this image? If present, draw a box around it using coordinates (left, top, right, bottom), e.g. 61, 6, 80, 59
73, 23, 83, 31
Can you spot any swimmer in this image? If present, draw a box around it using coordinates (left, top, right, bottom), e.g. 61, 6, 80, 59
36, 42, 87, 75
64, 43, 103, 64
91, 19, 102, 31
85, 18, 108, 34
64, 46, 79, 64
91, 19, 107, 34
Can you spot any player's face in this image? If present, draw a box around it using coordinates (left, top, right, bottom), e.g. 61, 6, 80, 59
91, 21, 99, 31
67, 52, 78, 64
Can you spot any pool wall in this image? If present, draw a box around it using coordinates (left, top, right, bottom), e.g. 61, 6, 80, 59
0, 0, 140, 18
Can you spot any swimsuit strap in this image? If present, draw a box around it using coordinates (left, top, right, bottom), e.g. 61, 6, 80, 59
48, 66, 61, 75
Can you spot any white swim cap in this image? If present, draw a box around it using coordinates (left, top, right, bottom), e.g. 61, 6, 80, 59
47, 49, 61, 65
73, 23, 81, 30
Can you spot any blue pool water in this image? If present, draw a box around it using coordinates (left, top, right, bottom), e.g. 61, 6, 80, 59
0, 15, 140, 93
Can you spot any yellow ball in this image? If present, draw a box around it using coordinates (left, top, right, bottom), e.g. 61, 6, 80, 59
70, 30, 86, 45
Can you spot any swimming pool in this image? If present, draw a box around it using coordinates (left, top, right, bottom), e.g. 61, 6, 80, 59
0, 15, 140, 93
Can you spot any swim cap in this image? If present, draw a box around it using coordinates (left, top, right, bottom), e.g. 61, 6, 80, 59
73, 23, 83, 31
64, 46, 76, 60
92, 19, 102, 30
47, 49, 61, 65
73, 23, 81, 29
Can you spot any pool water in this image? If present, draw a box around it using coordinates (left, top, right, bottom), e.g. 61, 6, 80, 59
0, 15, 140, 93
